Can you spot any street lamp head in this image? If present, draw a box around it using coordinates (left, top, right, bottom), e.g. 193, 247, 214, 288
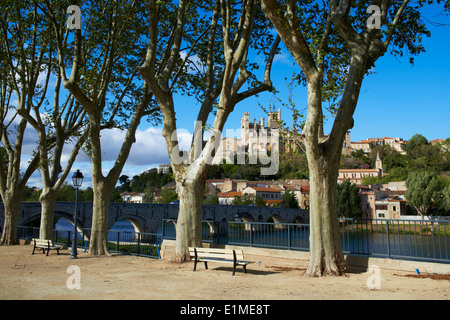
72, 170, 84, 188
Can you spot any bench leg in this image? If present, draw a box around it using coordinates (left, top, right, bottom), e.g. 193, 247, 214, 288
32, 246, 36, 255
232, 263, 236, 276
204, 262, 208, 270
193, 259, 197, 272
243, 265, 247, 274
46, 249, 49, 256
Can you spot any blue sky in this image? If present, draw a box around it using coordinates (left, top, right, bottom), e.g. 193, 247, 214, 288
170, 5, 450, 143
22, 5, 450, 188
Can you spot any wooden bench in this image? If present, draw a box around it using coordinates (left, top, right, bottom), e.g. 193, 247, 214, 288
189, 247, 253, 276
31, 239, 62, 256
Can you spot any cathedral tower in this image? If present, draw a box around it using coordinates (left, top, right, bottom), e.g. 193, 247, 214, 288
376, 152, 383, 178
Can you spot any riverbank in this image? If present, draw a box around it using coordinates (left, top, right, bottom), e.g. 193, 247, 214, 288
0, 244, 449, 301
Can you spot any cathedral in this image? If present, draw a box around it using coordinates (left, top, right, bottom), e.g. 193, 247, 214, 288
240, 108, 281, 153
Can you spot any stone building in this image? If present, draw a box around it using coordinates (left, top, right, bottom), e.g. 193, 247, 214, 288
338, 152, 383, 184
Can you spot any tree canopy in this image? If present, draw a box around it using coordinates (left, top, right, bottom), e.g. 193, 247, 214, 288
406, 171, 447, 216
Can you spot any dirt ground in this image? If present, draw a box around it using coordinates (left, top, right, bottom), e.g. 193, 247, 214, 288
0, 244, 449, 301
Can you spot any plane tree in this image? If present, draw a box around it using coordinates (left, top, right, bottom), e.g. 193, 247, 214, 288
0, 1, 49, 245
1, 2, 89, 241
19, 70, 88, 241
139, 0, 280, 262
261, 0, 442, 276
42, 0, 160, 255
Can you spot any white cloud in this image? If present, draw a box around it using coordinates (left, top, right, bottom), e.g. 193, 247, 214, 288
98, 127, 170, 166
17, 121, 199, 188
179, 51, 206, 74
273, 51, 294, 66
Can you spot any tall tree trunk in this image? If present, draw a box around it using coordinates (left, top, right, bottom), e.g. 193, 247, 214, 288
39, 189, 58, 240
302, 73, 350, 277
305, 148, 347, 276
0, 197, 21, 245
89, 182, 113, 255
87, 116, 112, 256
170, 175, 206, 263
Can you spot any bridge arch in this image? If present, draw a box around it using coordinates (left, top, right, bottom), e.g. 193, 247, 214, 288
292, 216, 306, 224
20, 215, 41, 228
267, 214, 285, 224
54, 211, 87, 237
110, 217, 143, 234
236, 211, 255, 222
20, 210, 87, 233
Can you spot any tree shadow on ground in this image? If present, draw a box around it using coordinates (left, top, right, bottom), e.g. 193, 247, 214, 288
201, 266, 281, 276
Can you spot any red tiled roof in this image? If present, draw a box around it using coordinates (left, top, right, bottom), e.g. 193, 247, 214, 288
300, 186, 310, 193
248, 187, 280, 193
218, 191, 242, 198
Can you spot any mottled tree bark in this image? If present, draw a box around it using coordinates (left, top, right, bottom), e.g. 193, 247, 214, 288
169, 177, 206, 262
0, 198, 21, 245
140, 0, 278, 263
38, 189, 58, 240
261, 0, 410, 276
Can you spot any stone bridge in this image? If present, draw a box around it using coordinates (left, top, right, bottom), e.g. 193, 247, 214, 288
0, 202, 309, 234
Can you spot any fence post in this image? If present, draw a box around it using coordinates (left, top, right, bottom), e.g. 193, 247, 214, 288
250, 222, 253, 247
386, 220, 390, 258
288, 224, 291, 250
137, 232, 141, 256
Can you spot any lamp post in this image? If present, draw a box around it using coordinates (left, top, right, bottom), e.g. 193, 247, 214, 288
70, 170, 83, 259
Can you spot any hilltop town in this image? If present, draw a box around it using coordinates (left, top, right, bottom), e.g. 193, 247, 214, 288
21, 109, 449, 219
117, 111, 450, 220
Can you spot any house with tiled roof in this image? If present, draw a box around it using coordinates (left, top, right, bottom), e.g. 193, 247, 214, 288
120, 192, 146, 203
218, 191, 242, 205
338, 152, 383, 184
242, 186, 282, 206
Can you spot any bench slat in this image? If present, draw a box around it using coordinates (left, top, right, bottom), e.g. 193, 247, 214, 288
189, 248, 244, 260
198, 257, 252, 265
189, 247, 235, 254
189, 247, 252, 275
194, 252, 234, 260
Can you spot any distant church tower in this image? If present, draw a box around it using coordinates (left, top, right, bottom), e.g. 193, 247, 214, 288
376, 152, 383, 178
240, 112, 250, 148
267, 108, 281, 129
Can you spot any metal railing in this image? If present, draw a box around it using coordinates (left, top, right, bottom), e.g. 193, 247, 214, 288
106, 229, 161, 258
162, 218, 450, 264
16, 217, 450, 263
339, 218, 449, 263
16, 226, 162, 259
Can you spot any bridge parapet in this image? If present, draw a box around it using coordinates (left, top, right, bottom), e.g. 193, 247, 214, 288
0, 202, 308, 235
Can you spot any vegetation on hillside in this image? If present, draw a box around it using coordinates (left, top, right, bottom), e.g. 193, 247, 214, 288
21, 133, 450, 214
